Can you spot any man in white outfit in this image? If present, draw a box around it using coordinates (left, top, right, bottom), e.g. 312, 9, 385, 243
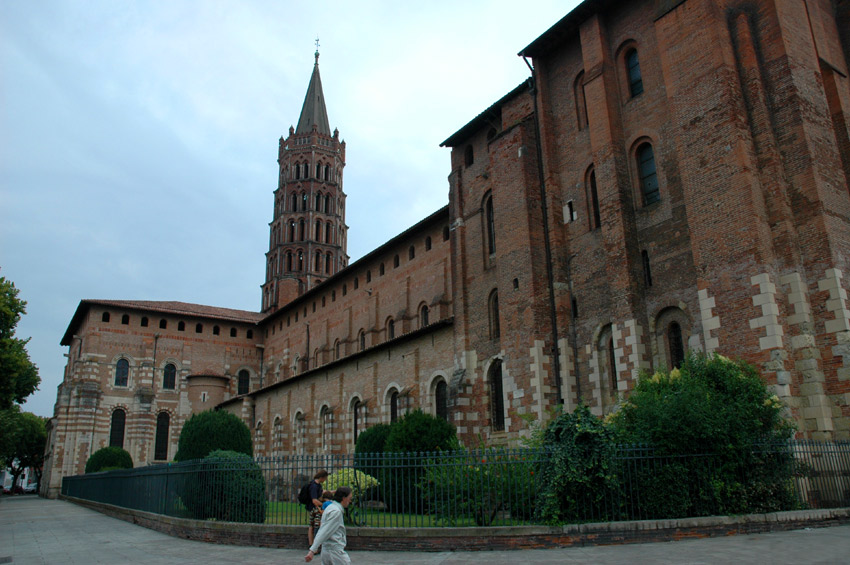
305, 486, 353, 564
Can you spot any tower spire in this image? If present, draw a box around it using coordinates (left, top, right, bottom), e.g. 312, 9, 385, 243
296, 39, 331, 135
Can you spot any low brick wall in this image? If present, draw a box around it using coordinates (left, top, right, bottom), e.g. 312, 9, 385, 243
62, 495, 850, 551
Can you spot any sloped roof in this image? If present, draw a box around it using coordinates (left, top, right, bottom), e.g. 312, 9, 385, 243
61, 299, 263, 345
295, 53, 331, 135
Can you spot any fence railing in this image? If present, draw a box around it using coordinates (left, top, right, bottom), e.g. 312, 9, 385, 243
62, 440, 850, 527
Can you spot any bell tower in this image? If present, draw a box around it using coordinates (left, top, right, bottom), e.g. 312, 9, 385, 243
262, 49, 348, 313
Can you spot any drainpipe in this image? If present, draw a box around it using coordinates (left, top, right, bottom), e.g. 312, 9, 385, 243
523, 56, 563, 407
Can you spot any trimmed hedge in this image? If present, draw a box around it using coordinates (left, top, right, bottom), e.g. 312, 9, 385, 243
174, 410, 252, 462
180, 450, 266, 523
85, 446, 133, 473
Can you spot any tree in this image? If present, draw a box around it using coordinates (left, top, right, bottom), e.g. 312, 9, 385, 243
174, 410, 252, 462
4, 410, 47, 493
0, 276, 40, 410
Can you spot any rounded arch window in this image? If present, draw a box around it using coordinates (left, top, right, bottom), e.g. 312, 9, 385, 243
115, 359, 129, 387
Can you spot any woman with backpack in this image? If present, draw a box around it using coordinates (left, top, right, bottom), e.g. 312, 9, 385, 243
302, 470, 328, 548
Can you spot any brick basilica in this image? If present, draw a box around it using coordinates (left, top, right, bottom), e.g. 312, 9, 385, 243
43, 0, 850, 498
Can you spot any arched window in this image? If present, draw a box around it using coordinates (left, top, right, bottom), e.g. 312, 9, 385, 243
301, 192, 308, 211
154, 412, 169, 460
393, 254, 400, 268
291, 192, 298, 211
102, 312, 110, 322
485, 193, 495, 255
435, 380, 448, 422
195, 323, 203, 334
324, 164, 330, 181
637, 143, 660, 206
295, 163, 301, 180
273, 417, 283, 456
390, 390, 399, 423
315, 192, 322, 210
315, 251, 323, 273
464, 145, 474, 167
141, 317, 148, 327
110, 409, 126, 448
159, 319, 167, 329
625, 48, 643, 97
352, 399, 362, 443
325, 253, 332, 274
668, 322, 685, 369
575, 71, 588, 130
334, 340, 341, 360
178, 321, 185, 332
316, 163, 322, 179
598, 325, 618, 398
297, 250, 304, 271
359, 330, 366, 351
366, 270, 372, 283
588, 169, 601, 229
299, 218, 306, 241
387, 319, 395, 340
286, 251, 293, 271
420, 304, 429, 328
294, 413, 306, 455
115, 359, 129, 387
321, 407, 332, 451
489, 290, 500, 340
315, 219, 322, 241
121, 314, 129, 325
489, 360, 505, 432
163, 363, 176, 390
237, 370, 250, 395
230, 327, 237, 337
379, 263, 385, 276
325, 222, 332, 243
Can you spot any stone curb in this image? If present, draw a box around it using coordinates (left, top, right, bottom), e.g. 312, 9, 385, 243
61, 495, 850, 552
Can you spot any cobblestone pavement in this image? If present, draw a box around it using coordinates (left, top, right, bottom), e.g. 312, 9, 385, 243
3, 496, 849, 564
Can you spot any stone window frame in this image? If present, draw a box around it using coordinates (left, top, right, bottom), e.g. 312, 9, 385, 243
162, 362, 177, 391
153, 411, 170, 461
114, 357, 131, 388
109, 407, 127, 448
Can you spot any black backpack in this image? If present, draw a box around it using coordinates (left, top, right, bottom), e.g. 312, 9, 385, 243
298, 481, 313, 506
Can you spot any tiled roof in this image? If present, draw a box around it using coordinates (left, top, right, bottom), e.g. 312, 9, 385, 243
61, 299, 263, 345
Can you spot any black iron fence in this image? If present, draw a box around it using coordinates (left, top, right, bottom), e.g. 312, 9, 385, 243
62, 440, 850, 527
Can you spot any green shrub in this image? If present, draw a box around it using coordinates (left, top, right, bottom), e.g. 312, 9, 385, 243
609, 353, 797, 516
85, 446, 133, 473
174, 410, 252, 462
355, 423, 391, 454
325, 468, 380, 503
180, 450, 266, 523
381, 410, 460, 513
536, 404, 620, 524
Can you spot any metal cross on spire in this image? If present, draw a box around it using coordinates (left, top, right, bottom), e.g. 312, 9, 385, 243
314, 36, 320, 62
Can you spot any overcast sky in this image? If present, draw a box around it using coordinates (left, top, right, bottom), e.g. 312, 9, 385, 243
1, 0, 580, 418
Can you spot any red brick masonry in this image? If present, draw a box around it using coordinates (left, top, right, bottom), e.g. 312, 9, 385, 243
62, 495, 850, 551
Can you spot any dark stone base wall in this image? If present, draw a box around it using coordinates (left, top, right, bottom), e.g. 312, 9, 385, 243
62, 496, 850, 552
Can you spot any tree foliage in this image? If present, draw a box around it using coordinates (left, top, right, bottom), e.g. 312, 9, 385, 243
354, 423, 391, 454
3, 409, 47, 492
181, 450, 266, 523
174, 409, 252, 462
384, 409, 459, 453
0, 277, 40, 410
85, 446, 133, 473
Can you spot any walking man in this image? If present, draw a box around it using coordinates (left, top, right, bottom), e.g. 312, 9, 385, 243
305, 486, 353, 564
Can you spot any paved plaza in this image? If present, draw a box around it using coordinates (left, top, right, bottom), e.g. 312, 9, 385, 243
2, 496, 849, 564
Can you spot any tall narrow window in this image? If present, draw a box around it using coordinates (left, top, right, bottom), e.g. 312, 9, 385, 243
359, 330, 366, 351
637, 143, 660, 206
642, 250, 653, 287
608, 337, 618, 393
163, 363, 176, 390
315, 192, 322, 210
291, 193, 298, 210
301, 193, 308, 211
315, 251, 322, 273
295, 164, 301, 180
316, 220, 322, 241
488, 290, 500, 340
464, 145, 474, 167
393, 254, 400, 268
299, 219, 306, 241
485, 194, 496, 255
489, 360, 505, 432
115, 359, 129, 387
195, 323, 203, 334
109, 409, 126, 448
326, 253, 332, 274
352, 399, 362, 442
409, 246, 415, 260
388, 319, 395, 340
178, 321, 185, 331
390, 390, 399, 423
668, 322, 685, 369
420, 305, 429, 328
425, 236, 432, 251
154, 412, 169, 460
626, 48, 643, 97
121, 314, 129, 325
575, 71, 588, 130
321, 407, 332, 452
435, 380, 448, 422
237, 370, 250, 395
589, 170, 601, 229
